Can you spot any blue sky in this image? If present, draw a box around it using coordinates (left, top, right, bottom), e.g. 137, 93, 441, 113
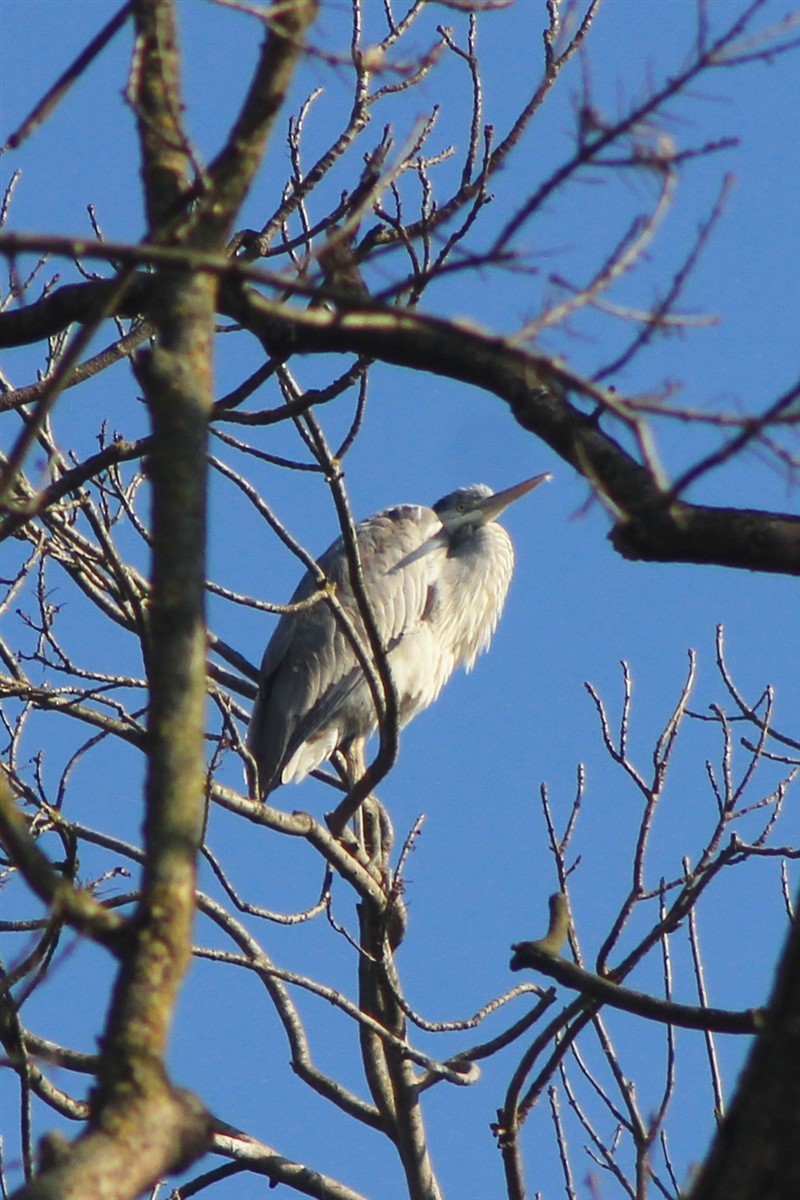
1, 2, 799, 1197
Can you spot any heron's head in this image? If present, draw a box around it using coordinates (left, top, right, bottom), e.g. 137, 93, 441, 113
433, 473, 550, 535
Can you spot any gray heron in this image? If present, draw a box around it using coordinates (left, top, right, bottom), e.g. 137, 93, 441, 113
246, 473, 550, 799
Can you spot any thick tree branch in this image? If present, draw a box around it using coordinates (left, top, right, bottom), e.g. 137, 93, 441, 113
9, 2, 225, 1192
3, 271, 798, 572
226, 290, 800, 575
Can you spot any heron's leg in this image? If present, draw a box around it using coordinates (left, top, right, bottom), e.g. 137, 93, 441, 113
244, 754, 261, 802
340, 737, 368, 853
337, 741, 394, 884
341, 736, 366, 788
319, 749, 359, 856
362, 797, 393, 873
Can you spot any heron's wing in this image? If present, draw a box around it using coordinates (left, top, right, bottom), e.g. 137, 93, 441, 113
246, 563, 332, 792
247, 504, 445, 791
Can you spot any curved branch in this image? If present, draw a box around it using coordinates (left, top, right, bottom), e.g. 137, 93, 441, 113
227, 290, 800, 575
510, 941, 761, 1035
3, 271, 798, 573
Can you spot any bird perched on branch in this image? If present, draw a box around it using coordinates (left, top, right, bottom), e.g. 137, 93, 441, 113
246, 473, 550, 799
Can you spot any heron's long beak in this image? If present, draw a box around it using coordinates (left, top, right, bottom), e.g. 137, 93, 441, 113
477, 472, 551, 523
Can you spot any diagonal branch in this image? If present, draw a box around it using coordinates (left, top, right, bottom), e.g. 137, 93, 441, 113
510, 941, 761, 1034
226, 289, 800, 575
2, 260, 798, 574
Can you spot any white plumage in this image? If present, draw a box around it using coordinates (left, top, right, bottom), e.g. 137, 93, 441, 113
246, 475, 548, 797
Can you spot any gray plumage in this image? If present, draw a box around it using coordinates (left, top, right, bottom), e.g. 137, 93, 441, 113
246, 474, 549, 797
